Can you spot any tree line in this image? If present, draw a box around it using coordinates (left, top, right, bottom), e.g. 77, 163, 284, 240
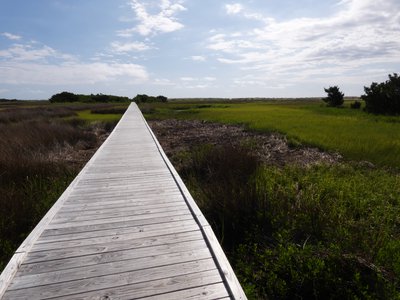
48, 92, 168, 104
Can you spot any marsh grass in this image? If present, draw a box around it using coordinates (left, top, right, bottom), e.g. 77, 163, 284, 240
77, 110, 125, 122
143, 100, 400, 298
143, 101, 400, 169
179, 144, 400, 299
0, 103, 121, 271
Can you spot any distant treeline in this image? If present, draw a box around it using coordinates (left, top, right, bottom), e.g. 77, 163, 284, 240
49, 92, 168, 103
0, 99, 18, 102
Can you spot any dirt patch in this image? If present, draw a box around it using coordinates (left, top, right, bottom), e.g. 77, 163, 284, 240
148, 119, 342, 168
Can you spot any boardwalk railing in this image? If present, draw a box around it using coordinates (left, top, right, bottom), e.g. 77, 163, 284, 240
0, 103, 247, 299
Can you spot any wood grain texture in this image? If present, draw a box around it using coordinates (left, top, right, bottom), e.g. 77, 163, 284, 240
0, 103, 246, 299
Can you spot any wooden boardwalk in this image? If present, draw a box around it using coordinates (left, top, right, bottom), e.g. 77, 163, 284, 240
0, 103, 246, 300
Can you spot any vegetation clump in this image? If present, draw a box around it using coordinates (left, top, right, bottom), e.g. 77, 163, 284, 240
133, 94, 168, 103
49, 92, 130, 103
49, 92, 168, 104
0, 103, 120, 271
146, 103, 400, 299
362, 73, 400, 115
350, 100, 362, 109
179, 144, 400, 299
323, 86, 344, 107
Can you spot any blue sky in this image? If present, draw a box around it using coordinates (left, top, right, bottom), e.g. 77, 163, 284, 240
0, 0, 399, 99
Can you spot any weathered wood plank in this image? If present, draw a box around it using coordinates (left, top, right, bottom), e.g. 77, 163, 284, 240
24, 230, 203, 264
145, 282, 230, 300
17, 239, 207, 276
36, 219, 197, 244
3, 259, 217, 299
53, 269, 223, 300
31, 224, 200, 252
63, 191, 183, 204
41, 214, 194, 237
9, 248, 212, 290
50, 202, 188, 223
45, 210, 192, 230
59, 198, 184, 213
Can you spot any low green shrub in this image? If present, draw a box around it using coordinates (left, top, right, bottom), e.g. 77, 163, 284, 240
351, 101, 362, 109
178, 144, 400, 299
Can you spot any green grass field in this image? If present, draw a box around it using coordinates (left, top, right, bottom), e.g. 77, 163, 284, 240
144, 100, 400, 169
141, 99, 400, 298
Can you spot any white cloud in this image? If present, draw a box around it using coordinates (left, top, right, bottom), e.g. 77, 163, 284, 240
116, 28, 136, 38
0, 43, 75, 62
180, 76, 195, 81
128, 0, 186, 36
225, 3, 243, 15
111, 41, 151, 52
0, 41, 148, 86
0, 62, 148, 85
153, 78, 174, 85
190, 55, 206, 62
179, 76, 217, 89
1, 32, 21, 40
208, 0, 400, 86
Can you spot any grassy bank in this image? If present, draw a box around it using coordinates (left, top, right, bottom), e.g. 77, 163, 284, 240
0, 102, 127, 271
142, 100, 400, 169
142, 100, 400, 299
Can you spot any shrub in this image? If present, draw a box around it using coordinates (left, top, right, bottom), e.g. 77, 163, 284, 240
180, 145, 261, 250
90, 107, 127, 114
133, 94, 168, 103
323, 86, 344, 107
350, 100, 362, 109
362, 73, 400, 115
177, 143, 400, 299
49, 91, 79, 103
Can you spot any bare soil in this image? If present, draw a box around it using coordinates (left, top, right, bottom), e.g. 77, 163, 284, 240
148, 119, 342, 168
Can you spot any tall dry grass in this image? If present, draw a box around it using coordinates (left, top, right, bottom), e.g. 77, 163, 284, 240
0, 105, 114, 270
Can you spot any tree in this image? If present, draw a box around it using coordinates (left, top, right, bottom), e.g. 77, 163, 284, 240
133, 94, 150, 103
133, 94, 168, 103
362, 73, 400, 115
49, 91, 79, 103
323, 86, 344, 107
156, 95, 168, 103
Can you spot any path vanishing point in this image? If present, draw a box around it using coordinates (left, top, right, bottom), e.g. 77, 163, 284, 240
0, 103, 246, 299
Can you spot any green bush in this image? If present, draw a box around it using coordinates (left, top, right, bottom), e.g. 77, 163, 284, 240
49, 91, 79, 103
323, 86, 344, 107
362, 73, 400, 115
350, 101, 362, 109
178, 144, 400, 299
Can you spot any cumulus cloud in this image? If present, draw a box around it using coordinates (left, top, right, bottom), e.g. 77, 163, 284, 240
1, 32, 22, 40
111, 41, 151, 52
0, 44, 71, 62
225, 3, 243, 15
128, 0, 186, 36
190, 55, 206, 61
179, 76, 217, 89
0, 41, 148, 85
208, 0, 400, 85
0, 62, 148, 85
